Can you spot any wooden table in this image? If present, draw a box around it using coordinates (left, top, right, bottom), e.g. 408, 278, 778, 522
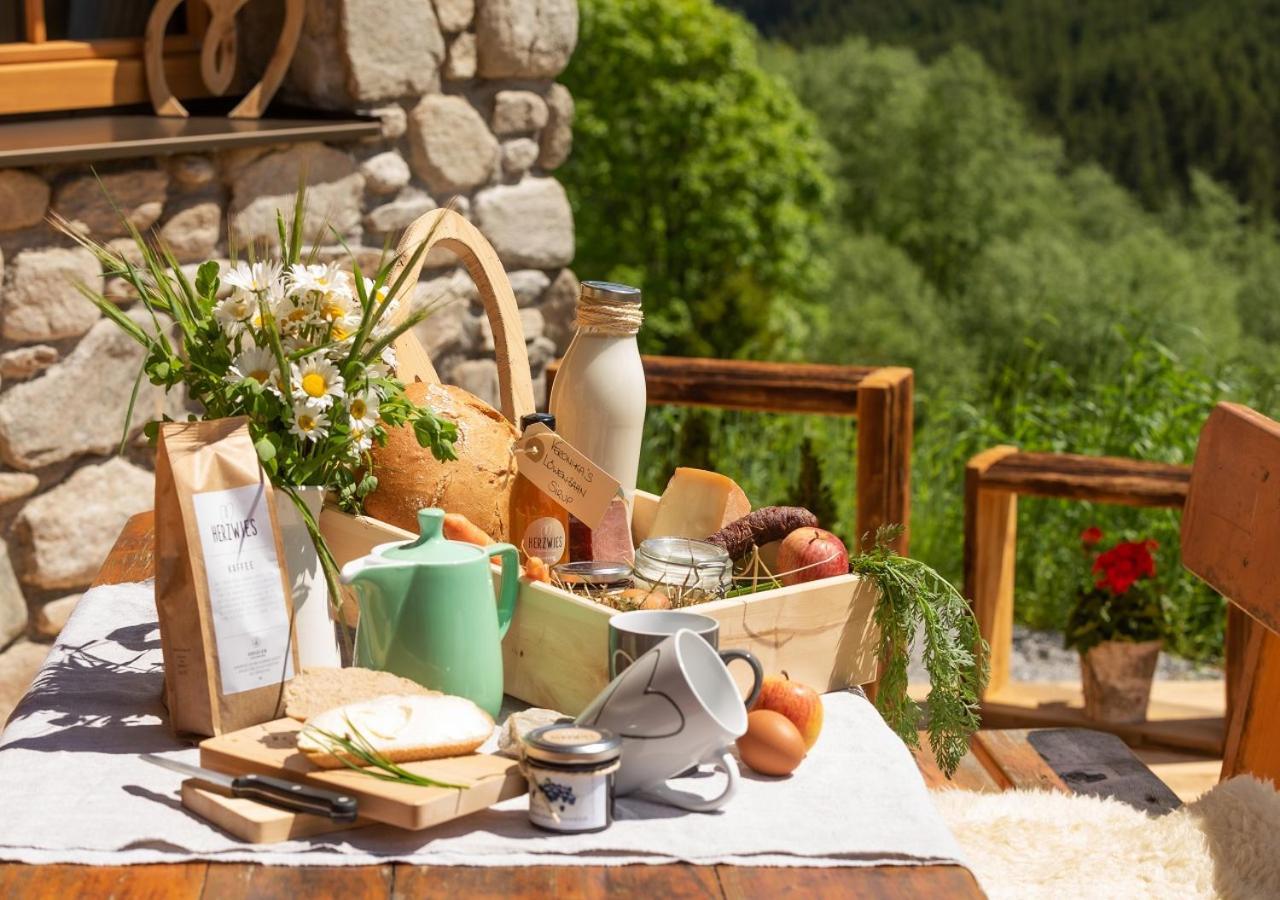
0, 512, 1077, 899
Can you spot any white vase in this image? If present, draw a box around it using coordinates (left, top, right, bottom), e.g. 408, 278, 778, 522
276, 485, 341, 669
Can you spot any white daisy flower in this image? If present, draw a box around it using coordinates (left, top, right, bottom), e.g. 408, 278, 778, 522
318, 290, 355, 324
289, 402, 330, 443
214, 291, 257, 335
289, 262, 345, 298
229, 347, 277, 387
292, 357, 345, 409
328, 310, 363, 343
347, 389, 380, 430
260, 279, 290, 317
223, 261, 281, 294
363, 277, 393, 306
348, 424, 373, 454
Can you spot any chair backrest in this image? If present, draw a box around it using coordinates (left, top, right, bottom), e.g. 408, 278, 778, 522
1181, 402, 1280, 783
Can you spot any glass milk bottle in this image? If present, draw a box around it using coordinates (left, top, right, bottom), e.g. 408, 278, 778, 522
548, 281, 646, 562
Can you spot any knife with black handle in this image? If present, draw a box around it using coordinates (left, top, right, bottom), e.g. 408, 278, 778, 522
142, 753, 359, 822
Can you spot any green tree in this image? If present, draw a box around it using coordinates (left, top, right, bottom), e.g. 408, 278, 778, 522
560, 0, 831, 359
725, 0, 1280, 220
778, 39, 1242, 384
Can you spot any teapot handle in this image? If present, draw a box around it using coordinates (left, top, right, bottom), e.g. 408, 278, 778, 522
487, 543, 520, 639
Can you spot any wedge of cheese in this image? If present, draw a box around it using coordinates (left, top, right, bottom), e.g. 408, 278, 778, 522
648, 468, 751, 541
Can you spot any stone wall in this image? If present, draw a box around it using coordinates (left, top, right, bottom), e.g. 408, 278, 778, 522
0, 0, 580, 703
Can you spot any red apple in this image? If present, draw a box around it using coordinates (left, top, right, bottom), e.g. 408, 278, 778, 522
752, 673, 823, 749
777, 527, 849, 586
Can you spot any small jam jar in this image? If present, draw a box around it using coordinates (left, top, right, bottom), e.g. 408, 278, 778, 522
521, 723, 621, 833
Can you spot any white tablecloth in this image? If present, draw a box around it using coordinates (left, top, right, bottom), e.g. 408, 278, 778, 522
0, 580, 966, 868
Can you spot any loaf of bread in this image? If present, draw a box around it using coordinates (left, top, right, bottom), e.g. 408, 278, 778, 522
284, 667, 439, 721
365, 381, 519, 541
297, 694, 495, 769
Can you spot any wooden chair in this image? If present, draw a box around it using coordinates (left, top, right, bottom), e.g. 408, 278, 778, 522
1181, 402, 1280, 784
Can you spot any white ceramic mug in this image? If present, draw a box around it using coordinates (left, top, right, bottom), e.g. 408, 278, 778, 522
576, 629, 747, 812
609, 609, 763, 708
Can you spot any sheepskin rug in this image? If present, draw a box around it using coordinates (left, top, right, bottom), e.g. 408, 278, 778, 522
933, 776, 1280, 899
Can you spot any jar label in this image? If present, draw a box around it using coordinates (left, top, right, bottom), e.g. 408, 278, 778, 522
512, 423, 621, 530
522, 516, 567, 565
528, 767, 610, 832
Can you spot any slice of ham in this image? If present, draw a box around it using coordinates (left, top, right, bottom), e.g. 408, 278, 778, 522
569, 498, 634, 565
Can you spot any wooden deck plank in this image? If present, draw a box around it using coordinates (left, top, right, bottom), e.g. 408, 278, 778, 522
202, 863, 391, 899
980, 451, 1189, 507
910, 731, 1001, 793
980, 679, 1225, 754
973, 730, 1069, 793
717, 864, 982, 900
393, 864, 722, 899
0, 862, 208, 898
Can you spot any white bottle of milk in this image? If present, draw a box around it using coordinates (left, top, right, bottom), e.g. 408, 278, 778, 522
549, 281, 646, 561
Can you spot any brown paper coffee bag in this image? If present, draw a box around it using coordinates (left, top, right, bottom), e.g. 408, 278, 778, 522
154, 417, 298, 737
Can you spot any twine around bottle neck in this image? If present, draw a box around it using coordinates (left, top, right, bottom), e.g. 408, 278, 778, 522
573, 295, 643, 336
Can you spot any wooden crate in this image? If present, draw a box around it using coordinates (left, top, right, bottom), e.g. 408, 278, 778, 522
320, 493, 880, 717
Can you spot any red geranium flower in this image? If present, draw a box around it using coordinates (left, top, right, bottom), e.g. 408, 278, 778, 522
1081, 526, 1104, 546
1092, 539, 1157, 594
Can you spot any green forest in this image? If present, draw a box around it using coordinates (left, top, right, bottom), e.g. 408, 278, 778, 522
558, 0, 1280, 663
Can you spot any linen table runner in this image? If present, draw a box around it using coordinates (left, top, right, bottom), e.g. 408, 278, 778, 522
0, 580, 965, 868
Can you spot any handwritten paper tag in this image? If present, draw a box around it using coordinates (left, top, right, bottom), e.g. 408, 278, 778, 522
513, 423, 620, 530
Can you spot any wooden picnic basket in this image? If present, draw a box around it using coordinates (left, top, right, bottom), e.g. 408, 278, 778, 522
318, 208, 880, 715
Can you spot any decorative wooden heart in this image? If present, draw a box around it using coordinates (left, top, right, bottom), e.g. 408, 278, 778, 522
145, 0, 305, 119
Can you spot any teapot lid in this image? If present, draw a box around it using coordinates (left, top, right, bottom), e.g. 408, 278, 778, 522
380, 509, 484, 564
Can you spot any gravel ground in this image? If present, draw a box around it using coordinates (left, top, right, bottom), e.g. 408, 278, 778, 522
908, 624, 1223, 683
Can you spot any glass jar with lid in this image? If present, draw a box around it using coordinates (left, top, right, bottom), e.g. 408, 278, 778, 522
552, 561, 634, 599
632, 537, 733, 603
522, 723, 621, 833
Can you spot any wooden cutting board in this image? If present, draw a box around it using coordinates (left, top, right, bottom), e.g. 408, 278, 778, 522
199, 718, 525, 831
182, 780, 369, 844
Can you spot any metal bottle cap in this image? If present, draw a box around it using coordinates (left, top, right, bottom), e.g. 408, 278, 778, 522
579, 280, 641, 305
522, 723, 622, 766
520, 412, 555, 432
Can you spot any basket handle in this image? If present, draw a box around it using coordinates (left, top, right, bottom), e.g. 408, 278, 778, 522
385, 208, 536, 424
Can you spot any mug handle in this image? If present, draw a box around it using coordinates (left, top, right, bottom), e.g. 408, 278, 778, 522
641, 748, 740, 813
611, 648, 634, 679
486, 543, 520, 639
719, 648, 764, 708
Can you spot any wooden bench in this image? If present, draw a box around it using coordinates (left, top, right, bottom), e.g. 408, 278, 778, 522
962, 446, 1227, 754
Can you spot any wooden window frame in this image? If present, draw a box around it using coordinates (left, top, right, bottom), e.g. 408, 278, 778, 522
0, 1, 211, 116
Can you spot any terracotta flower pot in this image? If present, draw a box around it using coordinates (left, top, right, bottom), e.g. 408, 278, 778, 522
1079, 639, 1162, 724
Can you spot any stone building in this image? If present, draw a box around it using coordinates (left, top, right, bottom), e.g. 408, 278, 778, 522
0, 0, 580, 711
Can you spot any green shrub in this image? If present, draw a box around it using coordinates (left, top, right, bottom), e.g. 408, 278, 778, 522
560, 0, 831, 359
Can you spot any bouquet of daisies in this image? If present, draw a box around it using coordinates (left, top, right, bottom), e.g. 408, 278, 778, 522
54, 192, 457, 596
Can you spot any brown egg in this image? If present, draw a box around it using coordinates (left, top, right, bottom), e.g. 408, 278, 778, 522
736, 709, 806, 776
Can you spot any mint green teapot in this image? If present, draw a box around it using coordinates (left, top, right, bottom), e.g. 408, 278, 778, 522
340, 508, 519, 717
